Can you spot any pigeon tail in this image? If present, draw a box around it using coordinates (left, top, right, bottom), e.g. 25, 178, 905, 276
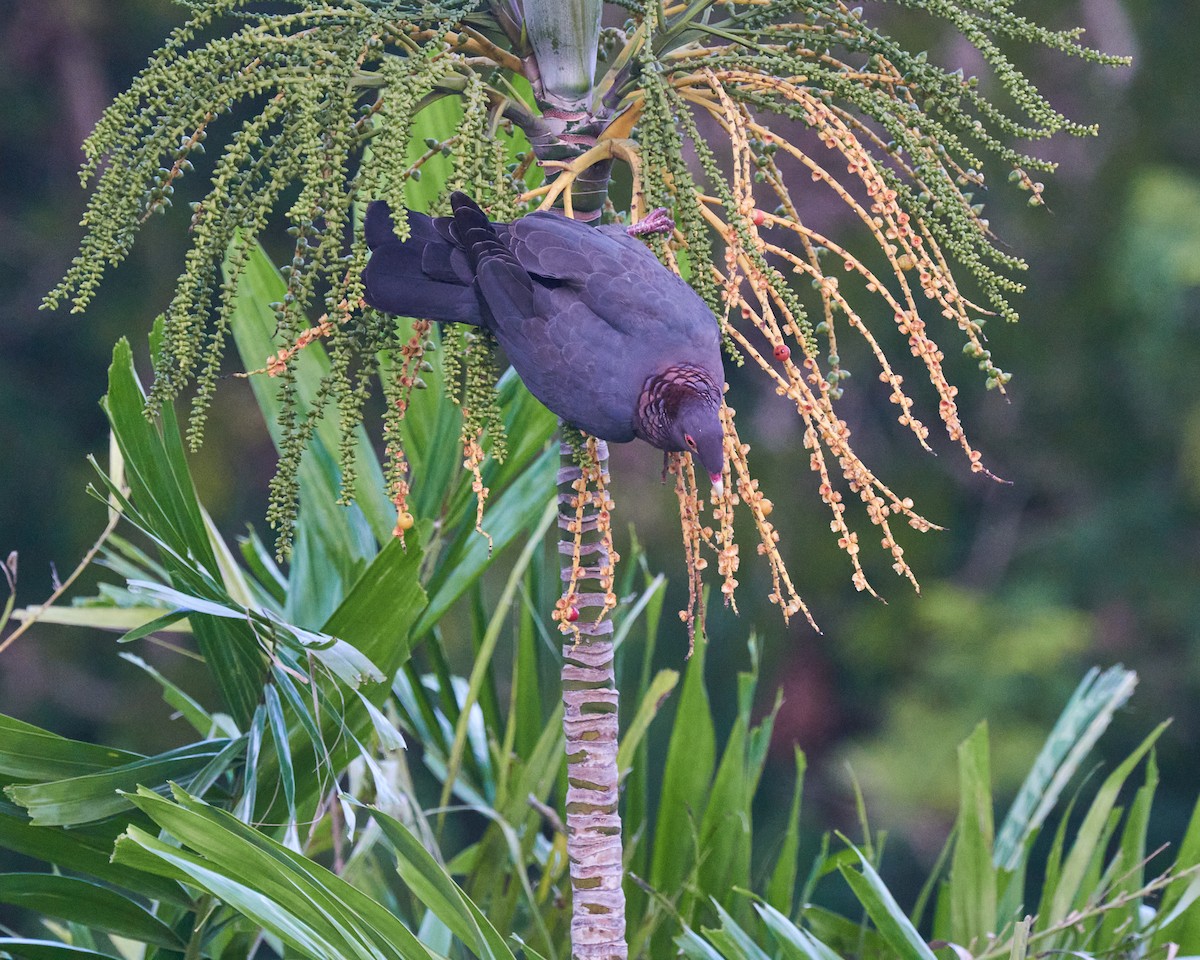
449, 193, 536, 324
362, 201, 486, 326
449, 192, 501, 268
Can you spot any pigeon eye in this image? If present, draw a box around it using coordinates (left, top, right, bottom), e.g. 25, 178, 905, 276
685, 434, 697, 449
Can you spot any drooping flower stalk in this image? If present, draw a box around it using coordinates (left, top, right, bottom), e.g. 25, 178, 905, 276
556, 436, 626, 960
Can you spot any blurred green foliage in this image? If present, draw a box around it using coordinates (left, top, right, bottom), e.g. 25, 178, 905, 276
840, 584, 1092, 818
1, 0, 1199, 909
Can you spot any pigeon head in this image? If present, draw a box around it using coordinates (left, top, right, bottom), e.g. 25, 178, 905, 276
674, 399, 726, 492
635, 365, 726, 492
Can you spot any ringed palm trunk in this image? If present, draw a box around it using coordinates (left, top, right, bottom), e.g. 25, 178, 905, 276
513, 3, 627, 954
557, 438, 626, 959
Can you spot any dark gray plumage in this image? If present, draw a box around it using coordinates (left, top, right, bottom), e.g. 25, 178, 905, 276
363, 192, 726, 485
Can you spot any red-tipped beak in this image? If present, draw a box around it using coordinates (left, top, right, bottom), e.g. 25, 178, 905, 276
709, 473, 724, 497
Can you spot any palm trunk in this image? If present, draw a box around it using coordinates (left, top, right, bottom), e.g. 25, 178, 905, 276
515, 7, 626, 952
557, 437, 627, 960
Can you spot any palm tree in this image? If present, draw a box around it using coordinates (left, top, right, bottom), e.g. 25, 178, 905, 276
34, 2, 1128, 955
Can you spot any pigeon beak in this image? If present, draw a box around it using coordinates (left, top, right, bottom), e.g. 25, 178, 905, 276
709, 473, 724, 497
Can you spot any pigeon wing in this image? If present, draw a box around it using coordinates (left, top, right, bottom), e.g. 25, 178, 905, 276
506, 213, 714, 341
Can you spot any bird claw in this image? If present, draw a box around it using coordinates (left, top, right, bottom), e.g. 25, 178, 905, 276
628, 207, 675, 237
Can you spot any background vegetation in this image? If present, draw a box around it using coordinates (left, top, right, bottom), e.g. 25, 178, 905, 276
1, 0, 1198, 943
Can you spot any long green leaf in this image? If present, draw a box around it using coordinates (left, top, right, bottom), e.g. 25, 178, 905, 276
263, 683, 298, 848
651, 622, 715, 895
257, 532, 427, 824
1151, 791, 1200, 950
512, 569, 545, 765
753, 901, 841, 960
701, 900, 771, 960
116, 788, 435, 960
0, 874, 183, 949
1045, 720, 1168, 926
0, 803, 187, 906
838, 843, 938, 960
115, 825, 377, 960
1096, 749, 1158, 947
696, 712, 751, 915
7, 606, 190, 635
115, 608, 191, 644
103, 336, 264, 724
439, 501, 556, 812
765, 747, 806, 917
676, 928, 728, 960
803, 903, 887, 957
949, 723, 996, 946
371, 808, 518, 960
102, 337, 210, 571
5, 740, 230, 826
695, 652, 774, 924
321, 532, 427, 684
995, 666, 1137, 870
617, 669, 678, 778
0, 940, 124, 960
0, 714, 140, 782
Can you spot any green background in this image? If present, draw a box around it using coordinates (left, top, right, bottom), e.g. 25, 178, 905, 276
1, 0, 1197, 901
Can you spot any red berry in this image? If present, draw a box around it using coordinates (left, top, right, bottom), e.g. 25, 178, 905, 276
773, 343, 790, 362
752, 209, 766, 226
566, 606, 580, 623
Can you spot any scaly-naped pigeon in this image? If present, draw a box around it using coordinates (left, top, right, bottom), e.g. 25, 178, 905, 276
363, 192, 726, 488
